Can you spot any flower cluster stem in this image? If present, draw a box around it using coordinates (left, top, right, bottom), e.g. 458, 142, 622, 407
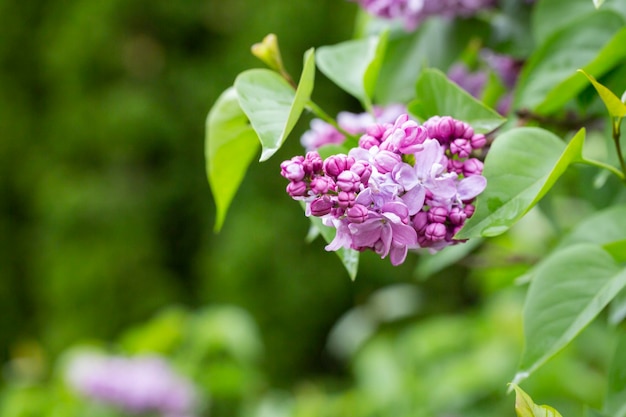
612, 118, 626, 183
306, 100, 360, 146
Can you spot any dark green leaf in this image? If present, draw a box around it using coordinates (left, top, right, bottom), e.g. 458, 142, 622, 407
456, 128, 585, 239
515, 244, 626, 382
206, 88, 260, 231
409, 68, 506, 134
316, 33, 387, 110
235, 48, 315, 161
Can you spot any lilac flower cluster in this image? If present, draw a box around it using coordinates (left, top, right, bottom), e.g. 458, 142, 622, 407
353, 0, 497, 31
281, 113, 487, 265
447, 49, 522, 115
301, 104, 406, 151
66, 352, 199, 417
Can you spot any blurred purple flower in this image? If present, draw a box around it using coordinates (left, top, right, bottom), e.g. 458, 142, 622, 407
66, 352, 199, 417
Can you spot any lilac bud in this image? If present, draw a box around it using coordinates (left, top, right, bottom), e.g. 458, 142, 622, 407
350, 160, 372, 184
448, 158, 465, 175
433, 116, 455, 140
464, 204, 476, 218
453, 120, 469, 139
310, 175, 335, 194
323, 154, 354, 177
373, 150, 402, 173
427, 206, 448, 224
463, 158, 483, 176
424, 222, 447, 241
450, 138, 472, 158
286, 181, 308, 198
346, 204, 369, 223
280, 157, 306, 181
448, 206, 467, 225
310, 197, 333, 217
412, 211, 428, 232
303, 151, 323, 174
359, 134, 380, 150
337, 191, 356, 209
336, 170, 361, 192
366, 123, 386, 139
470, 134, 487, 149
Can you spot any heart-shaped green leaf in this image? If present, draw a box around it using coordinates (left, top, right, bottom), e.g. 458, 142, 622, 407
316, 32, 387, 110
206, 88, 260, 231
409, 68, 506, 134
515, 244, 626, 382
456, 128, 585, 239
235, 48, 315, 162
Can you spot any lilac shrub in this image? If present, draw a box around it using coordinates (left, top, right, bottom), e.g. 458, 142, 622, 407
66, 352, 199, 417
353, 0, 497, 30
281, 113, 487, 265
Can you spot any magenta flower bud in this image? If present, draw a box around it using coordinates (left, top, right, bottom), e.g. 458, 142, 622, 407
310, 175, 335, 194
412, 211, 428, 232
463, 158, 484, 176
337, 191, 356, 208
359, 134, 380, 150
434, 116, 455, 140
448, 158, 464, 175
350, 160, 372, 184
424, 222, 447, 241
366, 123, 386, 139
373, 150, 402, 173
464, 204, 476, 218
427, 206, 448, 224
286, 181, 308, 197
449, 206, 467, 225
336, 170, 361, 192
453, 120, 469, 139
323, 154, 354, 177
310, 197, 333, 217
303, 151, 323, 174
280, 157, 305, 181
470, 133, 487, 149
450, 138, 472, 158
346, 204, 369, 223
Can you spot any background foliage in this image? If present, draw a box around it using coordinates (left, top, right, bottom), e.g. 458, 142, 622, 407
1, 0, 624, 416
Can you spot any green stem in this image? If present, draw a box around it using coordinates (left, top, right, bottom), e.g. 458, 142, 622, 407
612, 118, 626, 182
577, 158, 625, 182
306, 100, 360, 145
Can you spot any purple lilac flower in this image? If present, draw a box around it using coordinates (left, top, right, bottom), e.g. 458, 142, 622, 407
447, 50, 523, 115
66, 352, 199, 417
281, 113, 488, 265
301, 104, 406, 151
352, 0, 497, 31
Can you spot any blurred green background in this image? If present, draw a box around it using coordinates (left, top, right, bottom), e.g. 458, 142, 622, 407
0, 0, 613, 416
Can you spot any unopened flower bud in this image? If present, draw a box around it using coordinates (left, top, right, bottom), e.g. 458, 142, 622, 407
286, 181, 307, 197
323, 154, 354, 177
310, 197, 333, 217
470, 134, 487, 149
337, 191, 356, 208
427, 206, 448, 224
424, 222, 447, 241
336, 170, 361, 192
412, 211, 428, 232
463, 158, 483, 176
373, 150, 402, 173
304, 152, 323, 174
464, 204, 476, 218
359, 134, 380, 150
280, 157, 305, 181
346, 204, 369, 223
350, 161, 372, 184
449, 206, 467, 225
310, 176, 335, 194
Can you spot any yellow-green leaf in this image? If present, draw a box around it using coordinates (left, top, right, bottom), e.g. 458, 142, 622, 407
512, 384, 564, 417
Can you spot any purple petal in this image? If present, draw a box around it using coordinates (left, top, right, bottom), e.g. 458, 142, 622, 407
457, 175, 487, 201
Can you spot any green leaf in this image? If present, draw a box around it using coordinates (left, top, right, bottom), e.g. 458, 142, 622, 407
559, 205, 626, 248
235, 48, 315, 162
606, 332, 626, 417
306, 213, 359, 280
456, 128, 585, 239
515, 12, 625, 114
515, 244, 626, 382
531, 0, 596, 42
409, 68, 506, 134
374, 18, 489, 104
578, 69, 626, 119
316, 32, 387, 110
414, 238, 483, 281
511, 384, 564, 417
609, 286, 626, 325
594, 0, 605, 9
206, 87, 260, 231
